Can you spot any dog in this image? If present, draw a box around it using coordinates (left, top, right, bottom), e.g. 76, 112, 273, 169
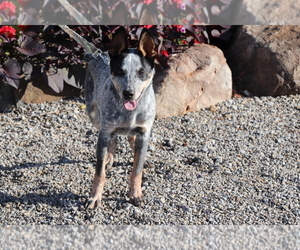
83, 26, 157, 209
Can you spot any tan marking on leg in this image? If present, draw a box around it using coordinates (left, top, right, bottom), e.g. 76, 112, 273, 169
105, 152, 114, 168
129, 171, 142, 200
90, 172, 105, 199
106, 138, 116, 168
128, 135, 136, 151
86, 153, 107, 209
129, 149, 143, 206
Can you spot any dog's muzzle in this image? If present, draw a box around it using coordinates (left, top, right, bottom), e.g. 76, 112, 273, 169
121, 77, 152, 111
123, 90, 137, 111
123, 90, 134, 100
122, 90, 141, 111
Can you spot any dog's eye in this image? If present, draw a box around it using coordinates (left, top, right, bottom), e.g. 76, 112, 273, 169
137, 68, 144, 77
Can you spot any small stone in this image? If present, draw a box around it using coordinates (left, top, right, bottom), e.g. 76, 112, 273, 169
209, 105, 218, 112
148, 144, 156, 152
164, 138, 174, 147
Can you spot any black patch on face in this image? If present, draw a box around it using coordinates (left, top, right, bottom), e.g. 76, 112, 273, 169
110, 49, 155, 79
143, 56, 155, 69
135, 49, 155, 69
110, 50, 128, 76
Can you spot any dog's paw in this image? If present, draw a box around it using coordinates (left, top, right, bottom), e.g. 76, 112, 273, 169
84, 198, 100, 210
130, 197, 143, 207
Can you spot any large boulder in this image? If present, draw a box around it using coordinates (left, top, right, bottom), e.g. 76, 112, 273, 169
226, 25, 300, 96
233, 0, 300, 25
15, 74, 82, 104
153, 44, 232, 119
14, 63, 85, 104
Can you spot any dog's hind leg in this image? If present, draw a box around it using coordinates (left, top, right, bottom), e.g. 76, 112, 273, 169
129, 129, 150, 206
85, 131, 114, 209
106, 136, 116, 169
84, 64, 101, 130
86, 104, 101, 130
128, 135, 136, 151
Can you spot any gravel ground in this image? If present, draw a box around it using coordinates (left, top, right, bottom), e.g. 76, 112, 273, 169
0, 94, 299, 225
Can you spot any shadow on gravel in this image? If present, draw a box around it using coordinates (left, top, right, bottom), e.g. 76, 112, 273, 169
0, 156, 93, 210
0, 191, 86, 210
0, 157, 94, 171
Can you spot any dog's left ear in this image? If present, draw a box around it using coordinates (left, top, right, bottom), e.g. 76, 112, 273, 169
138, 29, 157, 58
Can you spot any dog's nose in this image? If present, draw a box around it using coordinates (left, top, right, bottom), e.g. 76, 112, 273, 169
122, 90, 134, 100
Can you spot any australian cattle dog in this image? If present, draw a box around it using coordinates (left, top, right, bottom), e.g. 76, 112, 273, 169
83, 26, 157, 209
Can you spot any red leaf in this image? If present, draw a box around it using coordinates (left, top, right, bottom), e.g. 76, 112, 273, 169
1, 59, 21, 88
61, 67, 81, 89
44, 66, 81, 93
16, 35, 46, 56
22, 61, 33, 80
45, 66, 65, 93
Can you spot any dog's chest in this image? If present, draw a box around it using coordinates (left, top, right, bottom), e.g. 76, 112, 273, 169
106, 110, 149, 135
101, 85, 154, 135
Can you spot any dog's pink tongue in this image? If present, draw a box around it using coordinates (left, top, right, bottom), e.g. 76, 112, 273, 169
124, 100, 137, 110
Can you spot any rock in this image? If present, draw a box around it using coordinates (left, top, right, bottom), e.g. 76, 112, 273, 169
233, 0, 300, 25
226, 25, 300, 96
15, 74, 82, 104
153, 44, 232, 119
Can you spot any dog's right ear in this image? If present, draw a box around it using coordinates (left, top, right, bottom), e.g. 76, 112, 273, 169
138, 28, 157, 58
109, 26, 128, 57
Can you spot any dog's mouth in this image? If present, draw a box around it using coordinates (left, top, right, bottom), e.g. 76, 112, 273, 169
123, 88, 146, 111
122, 77, 153, 111
124, 100, 138, 111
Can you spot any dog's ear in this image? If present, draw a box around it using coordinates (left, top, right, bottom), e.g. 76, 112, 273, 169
109, 26, 128, 57
138, 29, 157, 58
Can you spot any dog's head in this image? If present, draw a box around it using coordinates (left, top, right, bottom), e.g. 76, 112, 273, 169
108, 26, 156, 111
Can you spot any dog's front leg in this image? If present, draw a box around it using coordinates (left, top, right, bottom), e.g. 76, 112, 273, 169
129, 129, 150, 206
85, 130, 113, 209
